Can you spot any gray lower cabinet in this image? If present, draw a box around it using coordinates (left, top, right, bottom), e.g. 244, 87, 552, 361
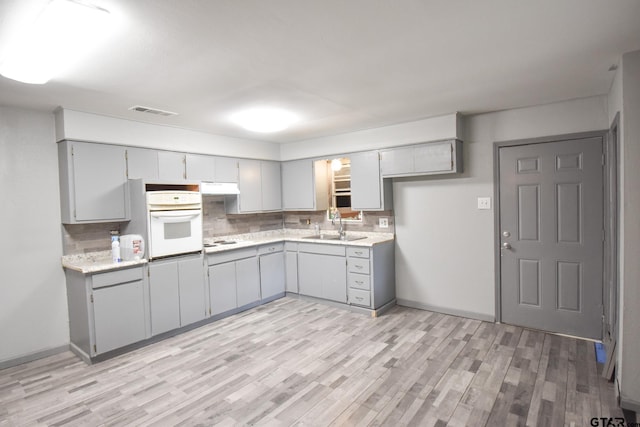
149, 254, 205, 336
259, 244, 285, 300
207, 247, 260, 316
65, 266, 149, 359
58, 140, 129, 224
285, 242, 298, 293
297, 243, 347, 303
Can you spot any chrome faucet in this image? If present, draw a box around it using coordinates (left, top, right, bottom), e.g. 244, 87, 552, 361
332, 210, 345, 239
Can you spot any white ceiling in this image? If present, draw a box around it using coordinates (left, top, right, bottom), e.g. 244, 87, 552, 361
1, 0, 639, 143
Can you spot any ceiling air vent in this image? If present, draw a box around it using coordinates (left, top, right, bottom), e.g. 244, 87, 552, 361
128, 105, 178, 117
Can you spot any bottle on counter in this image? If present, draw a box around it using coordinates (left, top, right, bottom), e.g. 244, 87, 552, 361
111, 235, 121, 263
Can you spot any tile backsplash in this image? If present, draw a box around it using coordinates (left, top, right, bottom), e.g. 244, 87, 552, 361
62, 195, 394, 255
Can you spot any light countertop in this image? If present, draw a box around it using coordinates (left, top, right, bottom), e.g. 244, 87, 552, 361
62, 230, 394, 273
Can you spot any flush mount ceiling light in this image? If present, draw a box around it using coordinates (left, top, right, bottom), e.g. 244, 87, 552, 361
0, 0, 112, 84
229, 107, 298, 133
331, 158, 343, 172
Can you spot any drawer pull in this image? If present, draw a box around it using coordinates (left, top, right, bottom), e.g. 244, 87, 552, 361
356, 280, 363, 284
356, 265, 363, 269
355, 296, 363, 301
355, 251, 363, 255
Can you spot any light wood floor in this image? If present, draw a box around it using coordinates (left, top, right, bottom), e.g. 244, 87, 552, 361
0, 297, 623, 426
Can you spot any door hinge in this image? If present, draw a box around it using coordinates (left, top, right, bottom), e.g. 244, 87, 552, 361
73, 209, 76, 219
125, 150, 129, 178
90, 294, 93, 303
209, 308, 211, 315
602, 229, 606, 242
602, 153, 606, 165
93, 344, 97, 353
71, 146, 74, 156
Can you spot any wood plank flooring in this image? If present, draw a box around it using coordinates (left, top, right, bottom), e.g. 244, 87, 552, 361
0, 297, 623, 426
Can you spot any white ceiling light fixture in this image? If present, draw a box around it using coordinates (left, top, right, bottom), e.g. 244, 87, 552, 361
0, 0, 113, 84
229, 107, 298, 133
331, 158, 342, 172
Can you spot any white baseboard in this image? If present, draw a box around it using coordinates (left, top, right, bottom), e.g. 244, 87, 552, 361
396, 299, 495, 322
0, 344, 70, 370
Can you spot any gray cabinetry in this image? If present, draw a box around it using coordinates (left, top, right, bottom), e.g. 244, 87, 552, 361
259, 244, 285, 301
186, 154, 216, 182
346, 243, 395, 309
178, 256, 207, 326
380, 140, 462, 177
281, 159, 329, 211
58, 140, 129, 224
207, 247, 260, 316
148, 261, 180, 335
149, 254, 205, 336
209, 262, 237, 315
350, 151, 392, 211
261, 161, 282, 211
215, 157, 239, 183
126, 147, 159, 180
226, 160, 282, 213
158, 151, 186, 180
65, 266, 149, 360
298, 243, 347, 303
285, 242, 298, 293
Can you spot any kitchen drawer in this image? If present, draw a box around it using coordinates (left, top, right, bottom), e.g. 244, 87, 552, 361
348, 272, 370, 290
207, 247, 257, 266
348, 258, 370, 274
258, 243, 284, 255
298, 242, 346, 257
347, 247, 369, 259
284, 242, 298, 251
92, 267, 144, 289
348, 288, 371, 308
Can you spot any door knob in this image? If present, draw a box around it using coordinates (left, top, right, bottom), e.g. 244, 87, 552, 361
502, 242, 512, 250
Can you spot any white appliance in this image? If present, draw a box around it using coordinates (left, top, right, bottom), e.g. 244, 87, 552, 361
146, 191, 203, 259
120, 234, 145, 261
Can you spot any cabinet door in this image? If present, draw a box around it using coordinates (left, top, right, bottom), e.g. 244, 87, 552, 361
178, 256, 206, 326
350, 151, 382, 210
126, 147, 159, 180
149, 261, 181, 335
261, 161, 282, 211
215, 157, 239, 183
281, 159, 314, 210
297, 253, 324, 299
158, 151, 186, 180
186, 154, 216, 182
92, 280, 146, 354
414, 142, 453, 173
237, 159, 262, 213
379, 146, 414, 176
260, 251, 285, 300
209, 262, 237, 315
70, 142, 128, 222
285, 251, 298, 293
236, 257, 260, 307
322, 254, 347, 303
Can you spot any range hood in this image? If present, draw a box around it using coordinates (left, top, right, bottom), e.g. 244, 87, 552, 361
200, 182, 240, 195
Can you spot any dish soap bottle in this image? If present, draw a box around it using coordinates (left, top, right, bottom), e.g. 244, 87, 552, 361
111, 235, 121, 263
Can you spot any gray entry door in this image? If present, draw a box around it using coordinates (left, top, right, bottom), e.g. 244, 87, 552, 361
499, 137, 603, 339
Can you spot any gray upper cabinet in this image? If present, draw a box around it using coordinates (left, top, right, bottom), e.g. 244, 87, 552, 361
58, 140, 129, 224
158, 151, 186, 180
126, 147, 159, 180
261, 161, 282, 211
380, 140, 463, 177
350, 151, 392, 211
281, 159, 329, 211
226, 160, 282, 214
215, 157, 239, 183
185, 154, 216, 182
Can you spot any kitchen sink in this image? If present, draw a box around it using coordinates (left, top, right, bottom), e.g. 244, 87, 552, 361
302, 235, 367, 242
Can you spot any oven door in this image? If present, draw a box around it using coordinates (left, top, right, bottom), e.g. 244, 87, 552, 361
148, 209, 202, 259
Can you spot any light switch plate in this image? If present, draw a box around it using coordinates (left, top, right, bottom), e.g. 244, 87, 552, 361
379, 217, 389, 228
477, 197, 491, 210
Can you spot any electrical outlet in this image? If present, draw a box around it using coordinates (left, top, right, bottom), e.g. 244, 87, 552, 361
379, 217, 389, 228
477, 197, 491, 210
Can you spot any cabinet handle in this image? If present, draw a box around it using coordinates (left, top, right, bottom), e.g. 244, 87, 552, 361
355, 251, 363, 255
356, 265, 363, 269
356, 280, 363, 284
